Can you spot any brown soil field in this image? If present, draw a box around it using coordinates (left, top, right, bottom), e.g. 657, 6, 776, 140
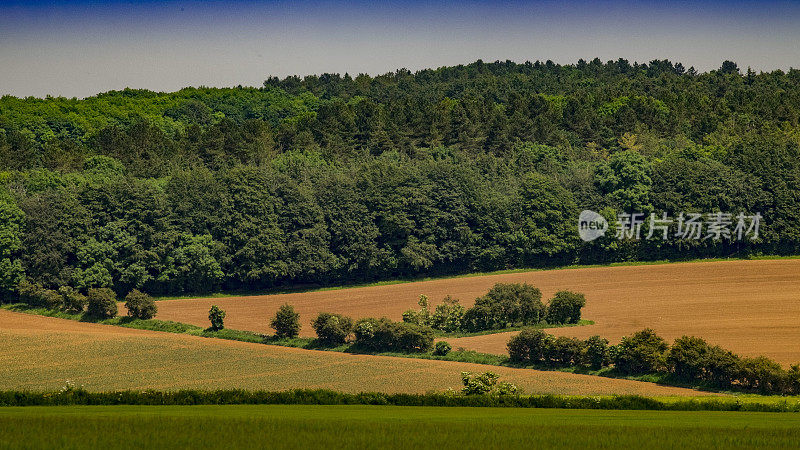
154, 259, 800, 364
0, 310, 707, 396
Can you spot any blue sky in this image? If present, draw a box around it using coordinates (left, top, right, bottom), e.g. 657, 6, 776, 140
1, 0, 799, 97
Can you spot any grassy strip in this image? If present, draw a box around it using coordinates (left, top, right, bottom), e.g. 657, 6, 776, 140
435, 320, 594, 338
152, 254, 800, 301
0, 388, 797, 411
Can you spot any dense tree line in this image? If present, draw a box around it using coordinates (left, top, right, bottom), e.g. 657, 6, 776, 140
1, 59, 799, 298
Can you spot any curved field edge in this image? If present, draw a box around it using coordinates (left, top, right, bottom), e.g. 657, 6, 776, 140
2, 406, 800, 450
0, 310, 708, 397
152, 254, 800, 301
150, 259, 800, 365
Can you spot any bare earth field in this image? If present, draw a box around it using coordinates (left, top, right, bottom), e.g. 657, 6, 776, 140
0, 310, 705, 396
154, 259, 800, 364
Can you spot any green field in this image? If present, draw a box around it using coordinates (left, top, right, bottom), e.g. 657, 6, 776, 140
1, 405, 799, 449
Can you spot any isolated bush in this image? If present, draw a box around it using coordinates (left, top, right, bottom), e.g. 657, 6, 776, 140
311, 312, 353, 345
86, 288, 118, 319
429, 296, 466, 332
208, 305, 226, 331
584, 335, 610, 370
271, 303, 301, 338
460, 371, 518, 395
433, 341, 452, 356
507, 328, 553, 363
58, 286, 87, 313
124, 289, 157, 319
545, 290, 586, 324
613, 328, 668, 375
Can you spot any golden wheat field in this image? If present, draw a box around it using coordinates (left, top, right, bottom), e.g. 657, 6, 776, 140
154, 259, 800, 365
0, 310, 711, 396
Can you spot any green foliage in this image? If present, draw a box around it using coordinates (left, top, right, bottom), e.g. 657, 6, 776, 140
548, 336, 586, 366
433, 341, 452, 356
584, 335, 610, 370
17, 280, 62, 309
86, 287, 118, 319
270, 304, 301, 339
124, 289, 157, 319
545, 290, 586, 324
0, 199, 24, 297
58, 286, 87, 313
353, 317, 434, 353
460, 371, 518, 395
159, 234, 224, 294
613, 328, 669, 375
507, 328, 554, 364
208, 305, 226, 331
311, 312, 353, 345
402, 294, 431, 326
463, 283, 545, 332
429, 296, 466, 332
3, 60, 800, 299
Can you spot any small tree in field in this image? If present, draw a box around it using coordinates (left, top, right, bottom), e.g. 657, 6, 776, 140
124, 289, 157, 319
271, 303, 300, 338
208, 305, 226, 331
86, 288, 118, 319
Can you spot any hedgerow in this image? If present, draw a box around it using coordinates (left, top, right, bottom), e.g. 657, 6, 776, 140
0, 388, 796, 412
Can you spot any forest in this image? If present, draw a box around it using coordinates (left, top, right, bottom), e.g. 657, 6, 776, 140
1, 58, 799, 297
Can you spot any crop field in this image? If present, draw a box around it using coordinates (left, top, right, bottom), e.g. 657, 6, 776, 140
1, 405, 799, 449
154, 259, 800, 364
0, 310, 705, 396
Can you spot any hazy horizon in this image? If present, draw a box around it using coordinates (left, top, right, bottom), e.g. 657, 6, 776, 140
2, 0, 800, 98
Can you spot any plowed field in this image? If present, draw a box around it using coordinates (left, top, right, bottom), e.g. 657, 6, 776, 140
154, 259, 800, 364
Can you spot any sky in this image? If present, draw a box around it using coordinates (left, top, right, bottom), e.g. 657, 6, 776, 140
1, 0, 799, 98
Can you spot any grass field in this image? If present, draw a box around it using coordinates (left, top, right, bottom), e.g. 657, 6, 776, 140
153, 259, 800, 364
0, 310, 706, 396
2, 405, 799, 449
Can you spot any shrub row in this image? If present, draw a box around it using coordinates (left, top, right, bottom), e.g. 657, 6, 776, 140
508, 329, 610, 370
353, 317, 435, 353
16, 281, 157, 320
0, 388, 796, 412
403, 284, 586, 333
508, 328, 800, 395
